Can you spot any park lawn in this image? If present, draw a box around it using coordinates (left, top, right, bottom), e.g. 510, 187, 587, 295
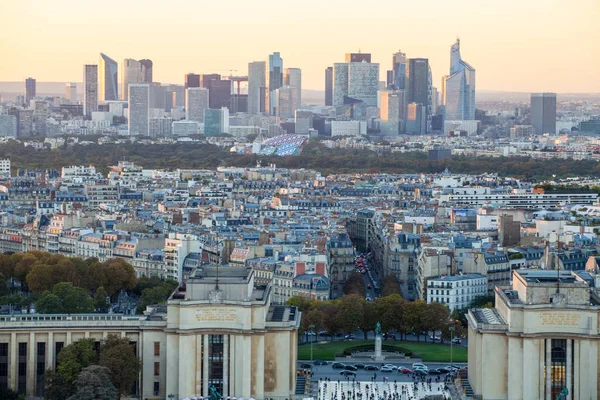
298, 340, 467, 363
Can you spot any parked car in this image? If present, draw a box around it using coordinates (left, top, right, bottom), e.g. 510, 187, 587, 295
399, 367, 412, 374
365, 365, 379, 371
345, 365, 358, 371
300, 363, 313, 369
367, 284, 372, 289
429, 368, 443, 375
318, 331, 328, 337
313, 360, 328, 365
345, 334, 355, 340
340, 370, 356, 377
446, 365, 460, 371
412, 363, 428, 371
354, 363, 366, 369
413, 369, 428, 376
382, 364, 397, 370
452, 337, 462, 344
380, 366, 394, 372
306, 331, 316, 336
437, 367, 450, 373
332, 362, 347, 369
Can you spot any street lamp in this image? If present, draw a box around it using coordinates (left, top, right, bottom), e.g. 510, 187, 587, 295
309, 324, 316, 363
449, 325, 455, 367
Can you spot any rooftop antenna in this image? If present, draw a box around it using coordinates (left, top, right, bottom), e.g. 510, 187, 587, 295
215, 230, 220, 290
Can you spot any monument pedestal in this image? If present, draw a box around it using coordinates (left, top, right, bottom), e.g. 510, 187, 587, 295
372, 335, 385, 361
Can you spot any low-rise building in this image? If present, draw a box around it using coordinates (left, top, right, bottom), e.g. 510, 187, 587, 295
426, 273, 487, 311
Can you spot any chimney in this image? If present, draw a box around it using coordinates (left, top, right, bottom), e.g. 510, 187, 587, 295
296, 262, 306, 276
316, 262, 325, 276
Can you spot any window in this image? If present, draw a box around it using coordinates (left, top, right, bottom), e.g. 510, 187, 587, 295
154, 342, 160, 357
153, 382, 160, 396
154, 362, 160, 376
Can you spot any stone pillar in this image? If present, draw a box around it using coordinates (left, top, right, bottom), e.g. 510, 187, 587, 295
178, 335, 195, 397
9, 332, 16, 391
66, 331, 72, 345
241, 335, 252, 398
223, 335, 229, 397
165, 334, 179, 399
196, 335, 203, 396
203, 334, 209, 397
27, 332, 35, 396
545, 338, 551, 400
566, 339, 572, 400
229, 334, 236, 396
255, 335, 264, 399
507, 336, 523, 400
523, 338, 541, 399
573, 340, 580, 400
374, 334, 383, 361
47, 332, 54, 373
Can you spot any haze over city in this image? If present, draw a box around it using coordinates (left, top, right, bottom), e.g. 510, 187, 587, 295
2, 0, 599, 92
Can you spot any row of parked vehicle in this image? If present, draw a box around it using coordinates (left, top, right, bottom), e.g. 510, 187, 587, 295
318, 361, 463, 377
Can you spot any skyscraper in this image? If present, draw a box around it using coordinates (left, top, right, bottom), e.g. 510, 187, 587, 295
332, 55, 379, 107
406, 58, 431, 132
379, 90, 407, 135
275, 86, 298, 119
185, 88, 210, 122
391, 51, 407, 90
128, 84, 150, 136
83, 64, 98, 119
325, 67, 333, 106
122, 58, 153, 100
248, 61, 266, 114
531, 93, 557, 134
203, 107, 229, 136
441, 39, 476, 121
345, 53, 371, 63
200, 74, 231, 109
266, 52, 283, 115
185, 73, 200, 89
25, 77, 36, 105
99, 53, 118, 102
406, 102, 426, 134
65, 83, 77, 103
283, 68, 302, 108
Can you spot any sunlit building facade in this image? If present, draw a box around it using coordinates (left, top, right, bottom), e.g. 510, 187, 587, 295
99, 53, 118, 102
442, 39, 475, 122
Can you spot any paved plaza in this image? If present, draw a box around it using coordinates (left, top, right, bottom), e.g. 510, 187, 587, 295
318, 380, 450, 400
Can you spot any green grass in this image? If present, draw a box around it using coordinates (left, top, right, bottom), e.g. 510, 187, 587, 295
298, 340, 467, 363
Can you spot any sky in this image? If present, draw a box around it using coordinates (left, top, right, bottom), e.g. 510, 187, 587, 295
1, 0, 599, 93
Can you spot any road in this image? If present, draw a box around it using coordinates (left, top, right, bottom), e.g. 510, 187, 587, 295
301, 331, 468, 349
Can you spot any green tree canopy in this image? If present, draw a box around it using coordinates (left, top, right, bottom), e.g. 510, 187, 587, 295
66, 365, 118, 400
98, 334, 140, 396
380, 275, 402, 297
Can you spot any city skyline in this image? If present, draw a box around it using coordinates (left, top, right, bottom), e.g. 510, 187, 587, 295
1, 0, 599, 93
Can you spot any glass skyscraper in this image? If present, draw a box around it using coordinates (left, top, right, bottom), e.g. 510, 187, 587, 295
99, 53, 118, 102
442, 39, 476, 121
266, 52, 283, 116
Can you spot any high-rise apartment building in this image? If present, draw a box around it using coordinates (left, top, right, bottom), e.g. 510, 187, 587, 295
128, 84, 150, 136
442, 39, 476, 121
83, 64, 98, 118
25, 77, 36, 105
531, 93, 557, 134
185, 88, 210, 122
332, 54, 379, 107
283, 68, 302, 109
65, 83, 77, 103
345, 53, 371, 63
379, 90, 407, 136
248, 61, 266, 114
99, 53, 118, 102
325, 67, 333, 106
266, 52, 283, 115
122, 58, 153, 100
185, 73, 200, 89
406, 58, 432, 132
275, 86, 298, 119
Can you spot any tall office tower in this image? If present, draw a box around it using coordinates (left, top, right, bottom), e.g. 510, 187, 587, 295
128, 84, 150, 136
203, 107, 230, 136
332, 63, 349, 106
83, 64, 98, 118
0, 115, 17, 138
185, 73, 201, 89
531, 93, 557, 134
406, 102, 426, 134
199, 74, 231, 109
283, 68, 302, 108
65, 83, 77, 103
248, 61, 266, 114
139, 59, 153, 82
122, 58, 153, 100
99, 53, 118, 102
391, 51, 407, 90
441, 39, 475, 121
266, 52, 283, 115
345, 53, 371, 63
185, 88, 210, 122
8, 108, 34, 137
25, 77, 36, 105
325, 67, 333, 106
379, 90, 407, 136
275, 86, 298, 119
406, 58, 431, 132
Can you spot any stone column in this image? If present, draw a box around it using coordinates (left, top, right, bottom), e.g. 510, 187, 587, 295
255, 335, 264, 399
196, 335, 203, 396
47, 332, 54, 372
229, 334, 236, 396
178, 335, 195, 397
9, 332, 16, 391
27, 332, 35, 396
241, 335, 252, 398
203, 334, 209, 397
66, 331, 72, 345
545, 338, 551, 400
566, 339, 572, 400
223, 335, 229, 397
165, 334, 179, 399
573, 340, 580, 400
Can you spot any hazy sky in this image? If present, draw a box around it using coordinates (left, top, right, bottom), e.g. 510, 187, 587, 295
1, 0, 599, 92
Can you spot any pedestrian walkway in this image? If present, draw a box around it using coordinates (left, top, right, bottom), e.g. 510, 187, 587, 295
318, 380, 450, 400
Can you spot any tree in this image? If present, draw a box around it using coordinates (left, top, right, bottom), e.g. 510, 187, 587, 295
44, 368, 73, 400
13, 253, 37, 289
286, 296, 315, 312
0, 274, 9, 297
52, 282, 94, 313
403, 300, 427, 341
135, 282, 177, 314
362, 300, 380, 337
377, 294, 405, 335
343, 271, 366, 297
94, 286, 109, 310
0, 386, 25, 400
27, 263, 55, 294
98, 334, 140, 396
336, 294, 365, 334
318, 301, 340, 338
102, 258, 136, 297
35, 292, 64, 314
422, 302, 450, 342
56, 338, 98, 387
380, 275, 402, 297
66, 365, 118, 400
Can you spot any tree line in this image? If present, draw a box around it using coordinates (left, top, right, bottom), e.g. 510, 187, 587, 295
0, 251, 177, 314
